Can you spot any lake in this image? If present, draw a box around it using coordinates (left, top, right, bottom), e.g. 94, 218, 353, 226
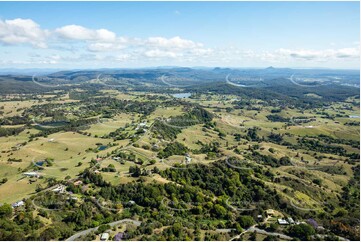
98, 145, 108, 151
171, 93, 191, 98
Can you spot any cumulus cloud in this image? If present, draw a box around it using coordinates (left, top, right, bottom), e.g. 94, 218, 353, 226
55, 25, 116, 42
0, 18, 48, 48
0, 18, 358, 68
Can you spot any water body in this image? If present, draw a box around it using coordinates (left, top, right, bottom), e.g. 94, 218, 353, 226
349, 115, 360, 118
171, 93, 191, 98
98, 145, 108, 151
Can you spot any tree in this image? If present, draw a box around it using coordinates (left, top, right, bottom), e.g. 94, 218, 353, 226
264, 235, 278, 241
312, 178, 322, 186
0, 203, 12, 218
129, 166, 141, 177
287, 224, 315, 240
152, 166, 160, 174
269, 222, 279, 232
172, 222, 182, 237
238, 215, 255, 228
40, 227, 60, 240
97, 224, 111, 234
213, 204, 227, 218
235, 223, 243, 233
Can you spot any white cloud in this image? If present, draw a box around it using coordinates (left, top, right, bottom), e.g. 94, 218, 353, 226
0, 18, 358, 68
146, 36, 203, 49
335, 48, 359, 58
144, 49, 181, 58
55, 25, 116, 42
0, 18, 48, 48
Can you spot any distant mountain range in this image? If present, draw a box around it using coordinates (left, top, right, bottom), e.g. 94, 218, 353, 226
0, 66, 359, 75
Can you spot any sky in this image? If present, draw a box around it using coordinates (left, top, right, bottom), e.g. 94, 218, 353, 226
0, 1, 359, 69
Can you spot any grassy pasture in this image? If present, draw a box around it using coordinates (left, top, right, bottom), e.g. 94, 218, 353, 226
0, 131, 116, 203
85, 113, 135, 137
148, 106, 185, 120
176, 124, 219, 150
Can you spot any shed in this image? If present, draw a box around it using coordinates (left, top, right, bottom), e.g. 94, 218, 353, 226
278, 218, 289, 225
100, 233, 109, 241
288, 217, 295, 224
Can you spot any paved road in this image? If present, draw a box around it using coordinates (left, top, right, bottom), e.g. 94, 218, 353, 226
230, 225, 293, 241
230, 215, 293, 241
316, 234, 349, 241
66, 219, 141, 241
216, 229, 235, 233
249, 227, 293, 240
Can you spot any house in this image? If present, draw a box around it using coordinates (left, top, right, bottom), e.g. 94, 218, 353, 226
185, 156, 192, 164
66, 196, 78, 201
100, 233, 109, 241
139, 122, 147, 126
278, 218, 289, 225
52, 185, 66, 193
23, 172, 40, 178
288, 217, 295, 224
317, 226, 325, 231
12, 200, 24, 208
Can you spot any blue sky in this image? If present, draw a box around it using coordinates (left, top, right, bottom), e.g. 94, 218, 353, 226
0, 1, 359, 69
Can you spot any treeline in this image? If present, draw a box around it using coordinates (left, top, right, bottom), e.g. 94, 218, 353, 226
0, 126, 25, 137
0, 115, 30, 125
185, 81, 358, 109
29, 118, 99, 138
296, 137, 347, 156
158, 142, 188, 158
153, 106, 213, 140
152, 120, 182, 140
266, 114, 290, 123
315, 134, 360, 149
244, 151, 292, 167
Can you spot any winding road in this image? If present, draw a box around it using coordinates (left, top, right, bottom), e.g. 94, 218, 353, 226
66, 219, 141, 241
230, 225, 293, 241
